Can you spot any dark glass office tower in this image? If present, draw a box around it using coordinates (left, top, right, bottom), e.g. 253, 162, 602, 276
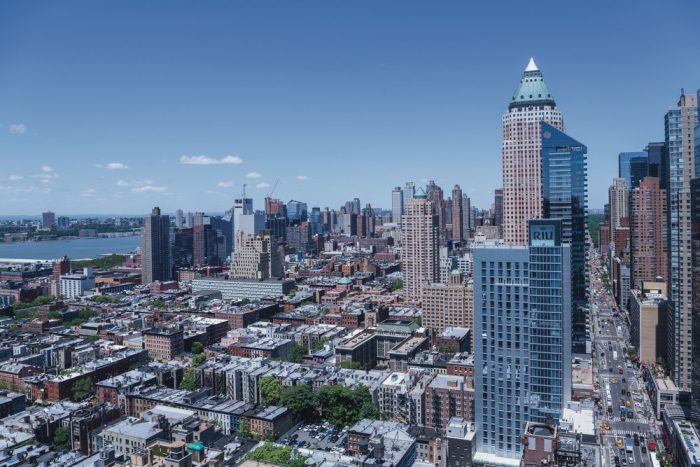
619, 152, 649, 189
141, 207, 172, 284
541, 122, 589, 353
646, 142, 667, 187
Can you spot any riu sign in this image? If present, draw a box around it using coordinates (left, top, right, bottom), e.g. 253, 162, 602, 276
530, 225, 556, 247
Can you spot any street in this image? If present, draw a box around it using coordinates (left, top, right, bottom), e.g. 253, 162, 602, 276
589, 249, 660, 467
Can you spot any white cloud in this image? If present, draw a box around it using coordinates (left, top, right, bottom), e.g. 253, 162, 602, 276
96, 162, 129, 170
8, 175, 23, 181
9, 124, 26, 135
246, 171, 262, 179
217, 181, 235, 188
41, 165, 53, 172
31, 172, 59, 183
297, 175, 309, 181
81, 188, 97, 197
116, 179, 152, 187
0, 185, 49, 194
256, 182, 271, 189
179, 154, 243, 165
131, 185, 167, 193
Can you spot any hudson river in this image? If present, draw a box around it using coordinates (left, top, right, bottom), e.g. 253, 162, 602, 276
0, 236, 140, 260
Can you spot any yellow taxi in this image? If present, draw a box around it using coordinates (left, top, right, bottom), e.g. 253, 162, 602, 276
600, 423, 610, 431
616, 438, 623, 448
611, 378, 617, 384
625, 400, 631, 408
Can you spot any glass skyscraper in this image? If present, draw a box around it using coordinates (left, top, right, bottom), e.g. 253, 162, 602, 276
541, 122, 589, 352
618, 151, 649, 189
473, 219, 571, 463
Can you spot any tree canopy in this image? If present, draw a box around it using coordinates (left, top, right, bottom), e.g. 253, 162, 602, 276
319, 385, 379, 427
246, 442, 307, 467
260, 376, 282, 405
179, 367, 197, 391
279, 384, 317, 422
71, 377, 93, 402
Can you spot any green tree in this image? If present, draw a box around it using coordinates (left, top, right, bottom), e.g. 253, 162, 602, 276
318, 385, 379, 427
314, 338, 328, 350
260, 376, 282, 405
52, 426, 71, 450
338, 361, 362, 370
71, 377, 93, 402
191, 341, 204, 354
288, 343, 307, 363
390, 279, 404, 291
246, 442, 307, 466
279, 384, 317, 422
179, 367, 197, 391
191, 353, 206, 367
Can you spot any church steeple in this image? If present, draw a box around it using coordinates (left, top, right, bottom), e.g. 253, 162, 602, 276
509, 57, 555, 109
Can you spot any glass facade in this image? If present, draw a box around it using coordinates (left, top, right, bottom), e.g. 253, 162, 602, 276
541, 122, 589, 352
618, 151, 649, 189
474, 219, 571, 461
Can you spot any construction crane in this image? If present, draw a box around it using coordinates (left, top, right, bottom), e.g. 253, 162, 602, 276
267, 178, 280, 198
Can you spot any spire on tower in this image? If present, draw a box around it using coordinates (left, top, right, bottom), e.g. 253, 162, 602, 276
525, 57, 538, 72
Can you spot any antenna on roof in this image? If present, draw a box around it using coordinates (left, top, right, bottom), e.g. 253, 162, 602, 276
242, 184, 247, 198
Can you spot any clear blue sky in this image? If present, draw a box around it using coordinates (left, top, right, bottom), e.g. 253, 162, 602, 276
1, 1, 699, 215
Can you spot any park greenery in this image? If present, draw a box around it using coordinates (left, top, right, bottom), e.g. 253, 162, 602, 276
71, 254, 126, 270
246, 442, 307, 467
12, 296, 55, 311
258, 377, 380, 427
587, 214, 604, 248
191, 341, 204, 354
389, 279, 404, 292
338, 361, 362, 370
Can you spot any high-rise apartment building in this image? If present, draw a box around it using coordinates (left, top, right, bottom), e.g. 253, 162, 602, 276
690, 174, 700, 428
401, 191, 439, 300
422, 271, 473, 337
502, 58, 564, 244
175, 209, 184, 228
41, 211, 55, 229
427, 180, 446, 243
473, 219, 571, 463
403, 182, 415, 213
50, 256, 70, 296
391, 186, 404, 225
630, 177, 667, 288
462, 194, 471, 239
141, 207, 171, 285
231, 231, 282, 280
541, 121, 589, 352
451, 185, 464, 243
608, 178, 629, 231
193, 223, 219, 267
665, 91, 698, 391
493, 188, 503, 236
619, 151, 649, 189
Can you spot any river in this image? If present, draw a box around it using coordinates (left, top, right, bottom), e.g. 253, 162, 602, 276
0, 236, 140, 260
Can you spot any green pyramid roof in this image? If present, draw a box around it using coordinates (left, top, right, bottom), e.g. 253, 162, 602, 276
509, 58, 555, 109
414, 187, 427, 199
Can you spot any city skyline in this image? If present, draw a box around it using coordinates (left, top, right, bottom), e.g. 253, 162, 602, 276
2, 1, 700, 214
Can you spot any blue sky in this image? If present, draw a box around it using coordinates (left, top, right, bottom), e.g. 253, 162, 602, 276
1, 1, 699, 215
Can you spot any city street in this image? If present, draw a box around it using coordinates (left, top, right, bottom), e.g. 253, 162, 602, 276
589, 249, 660, 467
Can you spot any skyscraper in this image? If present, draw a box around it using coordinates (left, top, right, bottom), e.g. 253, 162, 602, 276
541, 122, 589, 352
403, 182, 415, 212
392, 186, 404, 225
42, 211, 55, 229
141, 207, 171, 284
502, 58, 564, 244
608, 178, 629, 231
422, 271, 472, 337
474, 219, 571, 463
427, 180, 446, 243
630, 177, 667, 288
175, 209, 184, 228
666, 91, 698, 391
451, 185, 464, 243
493, 188, 503, 236
401, 190, 439, 300
619, 151, 649, 189
646, 142, 667, 186
462, 194, 471, 239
